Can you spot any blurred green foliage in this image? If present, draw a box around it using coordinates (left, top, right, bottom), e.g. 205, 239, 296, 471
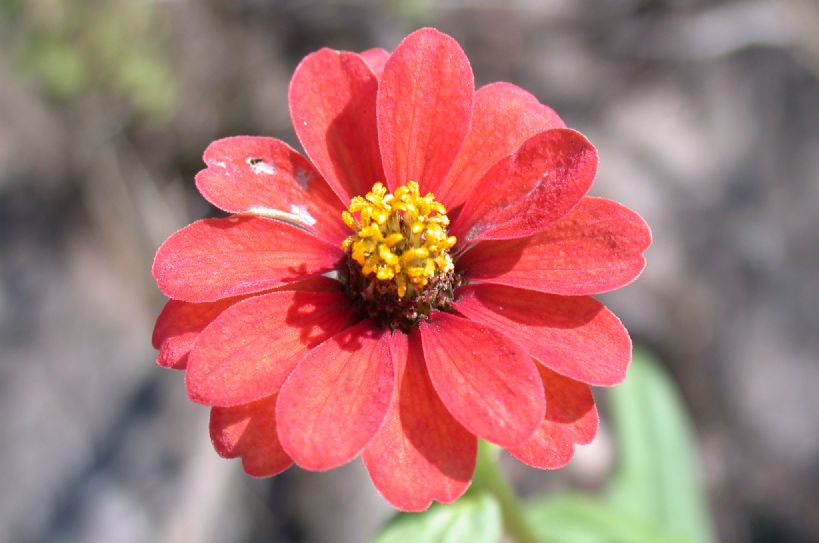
605, 349, 716, 543
386, 0, 435, 24
0, 0, 24, 18
526, 494, 688, 543
373, 492, 502, 543
1, 0, 177, 120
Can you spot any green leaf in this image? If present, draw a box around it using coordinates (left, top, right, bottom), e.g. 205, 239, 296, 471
526, 494, 689, 543
606, 348, 716, 543
372, 492, 502, 543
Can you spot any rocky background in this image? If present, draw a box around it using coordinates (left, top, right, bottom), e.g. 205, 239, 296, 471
1, 0, 818, 542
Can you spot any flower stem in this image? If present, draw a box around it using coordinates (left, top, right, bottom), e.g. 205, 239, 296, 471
472, 441, 539, 543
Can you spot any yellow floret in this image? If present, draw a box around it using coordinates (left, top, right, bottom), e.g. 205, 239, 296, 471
342, 181, 457, 298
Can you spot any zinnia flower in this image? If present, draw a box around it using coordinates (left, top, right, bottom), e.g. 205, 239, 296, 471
152, 28, 651, 511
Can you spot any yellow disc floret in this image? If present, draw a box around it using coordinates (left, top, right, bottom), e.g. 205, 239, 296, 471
341, 182, 457, 298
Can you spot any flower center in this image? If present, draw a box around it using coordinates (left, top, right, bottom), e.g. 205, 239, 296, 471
340, 182, 460, 330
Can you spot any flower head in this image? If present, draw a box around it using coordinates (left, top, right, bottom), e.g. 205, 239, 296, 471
152, 28, 651, 512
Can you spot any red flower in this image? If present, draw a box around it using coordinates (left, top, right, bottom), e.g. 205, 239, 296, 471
152, 28, 650, 511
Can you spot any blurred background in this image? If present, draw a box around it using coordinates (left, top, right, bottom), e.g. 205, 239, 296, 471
1, 0, 818, 542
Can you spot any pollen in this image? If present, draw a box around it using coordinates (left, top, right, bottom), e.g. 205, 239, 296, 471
341, 182, 457, 298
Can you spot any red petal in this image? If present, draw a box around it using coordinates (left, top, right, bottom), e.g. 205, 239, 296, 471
377, 28, 474, 195
419, 313, 544, 447
454, 284, 631, 386
438, 82, 565, 210
186, 281, 357, 406
277, 321, 394, 471
506, 365, 598, 469
458, 197, 651, 295
153, 297, 242, 370
451, 129, 597, 243
153, 216, 342, 303
363, 332, 476, 511
289, 49, 383, 202
209, 395, 293, 477
360, 48, 389, 78
195, 136, 348, 246
152, 279, 333, 371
